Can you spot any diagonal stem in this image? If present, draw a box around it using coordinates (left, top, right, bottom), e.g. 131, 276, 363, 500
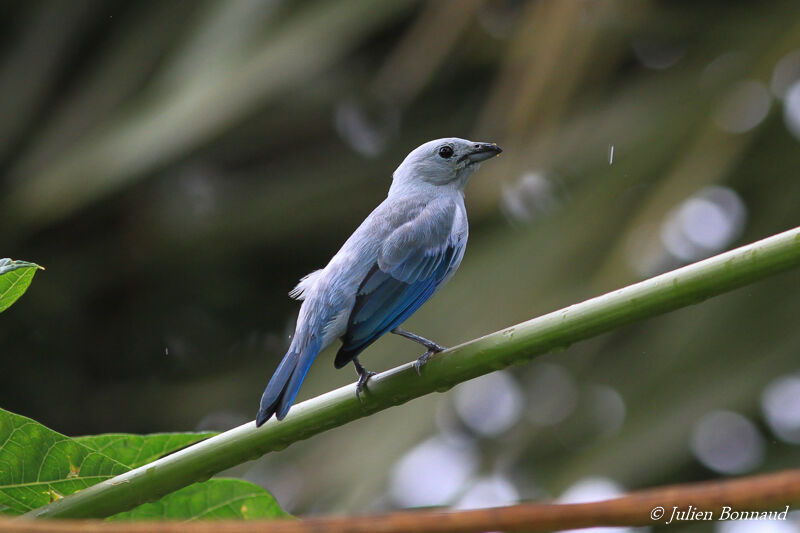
26, 226, 800, 519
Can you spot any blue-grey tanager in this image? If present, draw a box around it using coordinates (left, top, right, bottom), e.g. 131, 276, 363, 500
256, 138, 502, 426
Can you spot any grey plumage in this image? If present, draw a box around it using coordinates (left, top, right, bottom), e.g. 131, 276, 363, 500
257, 138, 501, 425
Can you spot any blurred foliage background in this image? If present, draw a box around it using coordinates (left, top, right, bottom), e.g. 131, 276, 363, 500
3, 0, 800, 529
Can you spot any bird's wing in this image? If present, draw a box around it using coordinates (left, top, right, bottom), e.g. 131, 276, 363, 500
334, 199, 465, 368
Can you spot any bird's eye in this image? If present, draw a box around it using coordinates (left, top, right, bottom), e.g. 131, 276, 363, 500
438, 145, 454, 159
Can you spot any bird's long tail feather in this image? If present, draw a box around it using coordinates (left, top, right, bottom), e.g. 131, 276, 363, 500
256, 337, 322, 426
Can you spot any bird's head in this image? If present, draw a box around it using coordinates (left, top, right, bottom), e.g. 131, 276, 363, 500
392, 137, 502, 193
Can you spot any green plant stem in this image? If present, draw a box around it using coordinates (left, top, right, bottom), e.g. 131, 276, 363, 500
27, 226, 800, 519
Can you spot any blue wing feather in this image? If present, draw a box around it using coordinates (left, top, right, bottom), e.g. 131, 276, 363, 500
334, 242, 460, 368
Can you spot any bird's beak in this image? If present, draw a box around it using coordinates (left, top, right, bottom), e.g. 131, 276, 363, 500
461, 143, 503, 164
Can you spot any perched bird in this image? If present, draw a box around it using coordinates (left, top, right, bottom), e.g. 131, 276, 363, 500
256, 138, 502, 426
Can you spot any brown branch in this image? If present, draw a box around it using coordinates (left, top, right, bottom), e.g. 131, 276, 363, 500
5, 468, 800, 532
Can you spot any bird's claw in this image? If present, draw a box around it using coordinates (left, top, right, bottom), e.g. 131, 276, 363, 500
355, 370, 377, 401
413, 344, 446, 376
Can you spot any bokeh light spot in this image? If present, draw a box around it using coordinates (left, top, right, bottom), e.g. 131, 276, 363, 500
690, 411, 764, 474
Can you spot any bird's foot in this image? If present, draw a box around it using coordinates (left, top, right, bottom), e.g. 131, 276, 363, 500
353, 357, 376, 402
413, 344, 445, 376
355, 370, 376, 401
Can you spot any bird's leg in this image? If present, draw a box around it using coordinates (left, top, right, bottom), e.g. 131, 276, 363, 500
390, 327, 447, 375
391, 327, 446, 352
352, 357, 376, 401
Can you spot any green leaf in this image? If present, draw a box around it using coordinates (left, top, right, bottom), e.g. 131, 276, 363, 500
0, 258, 43, 313
0, 409, 286, 519
109, 479, 291, 521
74, 433, 215, 470
0, 409, 128, 515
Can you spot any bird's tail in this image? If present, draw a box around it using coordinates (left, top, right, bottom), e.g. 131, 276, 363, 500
256, 336, 322, 426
